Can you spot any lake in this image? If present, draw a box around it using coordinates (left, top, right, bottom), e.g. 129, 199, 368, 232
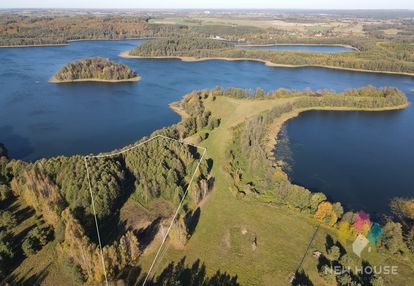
238, 44, 355, 53
0, 39, 413, 213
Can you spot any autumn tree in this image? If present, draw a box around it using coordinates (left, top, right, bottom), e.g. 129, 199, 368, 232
315, 201, 338, 226
378, 222, 407, 255
338, 220, 354, 243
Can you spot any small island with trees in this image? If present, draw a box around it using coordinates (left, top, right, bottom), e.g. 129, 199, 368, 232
50, 57, 140, 83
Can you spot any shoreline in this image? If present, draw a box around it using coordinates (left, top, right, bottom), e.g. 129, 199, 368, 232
66, 37, 152, 43
264, 103, 410, 161
236, 43, 359, 52
0, 37, 150, 49
120, 52, 414, 78
169, 101, 189, 120
48, 75, 141, 84
0, 43, 69, 48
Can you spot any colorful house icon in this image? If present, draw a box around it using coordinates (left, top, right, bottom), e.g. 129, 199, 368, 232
352, 234, 369, 257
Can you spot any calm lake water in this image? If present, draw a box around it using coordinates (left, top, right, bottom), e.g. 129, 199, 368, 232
239, 44, 355, 53
0, 39, 413, 213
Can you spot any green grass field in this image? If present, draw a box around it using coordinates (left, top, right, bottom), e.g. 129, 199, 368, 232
137, 96, 414, 286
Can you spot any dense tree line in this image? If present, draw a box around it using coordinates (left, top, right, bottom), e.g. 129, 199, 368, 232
129, 37, 414, 74
52, 57, 137, 81
389, 198, 414, 253
212, 85, 407, 106
0, 14, 188, 46
129, 37, 233, 57
0, 145, 15, 280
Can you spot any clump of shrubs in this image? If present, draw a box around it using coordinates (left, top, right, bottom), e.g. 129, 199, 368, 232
22, 225, 53, 256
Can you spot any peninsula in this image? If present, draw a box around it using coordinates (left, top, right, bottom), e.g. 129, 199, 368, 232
124, 37, 414, 76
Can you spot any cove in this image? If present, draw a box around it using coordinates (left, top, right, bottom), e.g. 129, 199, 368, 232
275, 109, 414, 215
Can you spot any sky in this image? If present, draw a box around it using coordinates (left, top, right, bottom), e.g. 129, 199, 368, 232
1, 0, 413, 10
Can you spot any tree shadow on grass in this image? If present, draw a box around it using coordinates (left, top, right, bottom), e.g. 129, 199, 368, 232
292, 270, 314, 286
136, 257, 239, 286
5, 264, 49, 286
325, 234, 335, 252
136, 217, 162, 251
185, 207, 201, 237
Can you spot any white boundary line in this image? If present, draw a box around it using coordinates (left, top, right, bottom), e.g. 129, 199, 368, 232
83, 135, 207, 286
139, 146, 206, 286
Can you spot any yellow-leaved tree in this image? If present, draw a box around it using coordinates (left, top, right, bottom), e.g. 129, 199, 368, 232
337, 221, 354, 243
314, 201, 338, 226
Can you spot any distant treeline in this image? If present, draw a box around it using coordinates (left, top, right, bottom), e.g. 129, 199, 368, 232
129, 37, 414, 74
52, 57, 137, 81
216, 85, 408, 107
0, 14, 188, 46
2, 14, 414, 74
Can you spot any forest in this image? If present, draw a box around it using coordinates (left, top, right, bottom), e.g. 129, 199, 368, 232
129, 37, 233, 57
0, 93, 214, 283
0, 14, 188, 46
128, 37, 414, 74
51, 57, 138, 82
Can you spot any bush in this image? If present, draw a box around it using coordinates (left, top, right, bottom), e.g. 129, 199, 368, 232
62, 257, 85, 284
208, 118, 221, 130
327, 245, 341, 261
0, 211, 16, 231
0, 184, 11, 202
199, 132, 209, 142
22, 226, 53, 256
0, 230, 14, 259
22, 236, 37, 256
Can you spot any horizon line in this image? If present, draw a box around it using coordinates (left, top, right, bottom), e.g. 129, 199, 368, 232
1, 8, 414, 11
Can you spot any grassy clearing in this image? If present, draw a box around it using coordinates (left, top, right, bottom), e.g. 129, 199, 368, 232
137, 96, 320, 284
9, 243, 78, 286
